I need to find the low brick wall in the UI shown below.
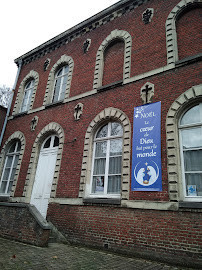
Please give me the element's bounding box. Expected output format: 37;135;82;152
48;204;202;268
0;203;50;247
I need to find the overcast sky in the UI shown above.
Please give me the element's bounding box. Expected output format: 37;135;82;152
0;0;119;88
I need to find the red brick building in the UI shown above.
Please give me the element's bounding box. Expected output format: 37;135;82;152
0;105;7;134
0;0;201;267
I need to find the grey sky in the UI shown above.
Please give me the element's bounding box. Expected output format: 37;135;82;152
0;0;118;88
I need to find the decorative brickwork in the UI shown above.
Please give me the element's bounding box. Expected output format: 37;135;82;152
22;122;64;200
166;84;202;202
79;107;131;200
93;30;132;89
0;131;25;198
12;70;39;115
43;55;74;105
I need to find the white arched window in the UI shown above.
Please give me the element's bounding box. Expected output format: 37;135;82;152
21;79;35;112
91;122;123;197
179;103;202;201
52;65;69;102
0;141;21;195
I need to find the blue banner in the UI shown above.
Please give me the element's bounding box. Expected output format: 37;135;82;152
131;102;162;191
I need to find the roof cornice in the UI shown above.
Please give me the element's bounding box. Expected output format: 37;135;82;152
15;0;149;66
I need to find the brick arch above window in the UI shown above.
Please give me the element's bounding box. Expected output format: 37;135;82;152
23;122;65;201
165;0;201;65
43;55;74;106
166;84;202;202
79;107;131;201
93;29;132;89
0;131;26;198
12;70;39;115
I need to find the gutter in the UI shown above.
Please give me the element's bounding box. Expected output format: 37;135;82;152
0;60;22;147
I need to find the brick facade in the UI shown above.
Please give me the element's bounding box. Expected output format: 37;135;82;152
0;105;6;133
0;0;201;267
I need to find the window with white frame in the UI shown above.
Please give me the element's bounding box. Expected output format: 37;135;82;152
91;122;123;197
21;80;35;112
179;103;202;200
0;141;21;195
52;65;69;102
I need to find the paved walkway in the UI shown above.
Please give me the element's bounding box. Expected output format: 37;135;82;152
0;238;195;270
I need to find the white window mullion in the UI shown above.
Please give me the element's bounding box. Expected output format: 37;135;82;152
0;156;8;188
58;73;63;100
5;155;15;194
104;139;110;195
179;103;202;200
90;141;97;194
26;90;31;110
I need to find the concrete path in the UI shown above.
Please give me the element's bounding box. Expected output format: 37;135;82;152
0;238;194;270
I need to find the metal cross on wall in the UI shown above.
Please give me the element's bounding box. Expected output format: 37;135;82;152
30;116;39;131
140;82;154;104
74;103;83;120
142;8;154;24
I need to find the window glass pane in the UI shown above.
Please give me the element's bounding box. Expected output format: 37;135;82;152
60;90;65;100
110;139;122;156
27;88;33;105
181;105;200;126
62;74;68;86
43;137;51;148
95;141;107;157
21;81;34;112
107;175;121;194
2;168;10;180
25;81;32;89
9;143;16;153
56;68;63;76
185;173;202;196
96;125;108;138
64;65;69;74
92;176;104;193
10;168;16;180
16;142;21;152
53;136;59;147
93;158;106;175
111;122;123;136
8;180;13;193
0;181;7;193
183;150;202;171
109;156;122;174
6;156;13;167
61;74;67;88
53;78;62;101
181;128;202;149
23;90;29;100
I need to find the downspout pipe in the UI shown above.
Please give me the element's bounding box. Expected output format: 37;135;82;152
0;59;22;147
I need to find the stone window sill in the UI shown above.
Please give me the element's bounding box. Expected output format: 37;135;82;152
83;198;121;205
97;80;123;93
45;100;64;109
179;201;202;209
13;111;28;118
0;196;10;202
175;53;202;67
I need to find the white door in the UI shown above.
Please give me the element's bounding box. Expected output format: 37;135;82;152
30;135;59;218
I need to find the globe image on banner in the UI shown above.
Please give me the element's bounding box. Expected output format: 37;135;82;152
134;161;159;186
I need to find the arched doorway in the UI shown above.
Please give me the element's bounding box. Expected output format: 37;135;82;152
30;135;59;218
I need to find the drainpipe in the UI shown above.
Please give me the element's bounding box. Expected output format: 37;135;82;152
0;59;22;147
